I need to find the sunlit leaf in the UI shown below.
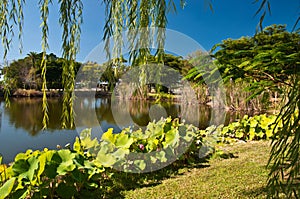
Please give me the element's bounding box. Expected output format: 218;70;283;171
0;177;16;199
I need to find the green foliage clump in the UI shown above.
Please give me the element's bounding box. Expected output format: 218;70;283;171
0;117;203;198
200;114;280;143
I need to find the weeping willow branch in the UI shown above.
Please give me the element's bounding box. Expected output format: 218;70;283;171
59;0;83;129
0;0;26;108
39;0;51;129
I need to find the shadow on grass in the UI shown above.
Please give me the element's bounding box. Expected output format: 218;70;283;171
105;151;236;198
242;186;268;198
105;158;211;198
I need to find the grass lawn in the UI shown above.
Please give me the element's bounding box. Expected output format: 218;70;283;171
122;141;271;199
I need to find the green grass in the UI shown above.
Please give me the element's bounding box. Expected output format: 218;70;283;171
122;141;271;199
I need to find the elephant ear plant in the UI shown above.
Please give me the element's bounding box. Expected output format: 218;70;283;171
0;118;207;198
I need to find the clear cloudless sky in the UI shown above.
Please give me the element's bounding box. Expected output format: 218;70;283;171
0;0;299;63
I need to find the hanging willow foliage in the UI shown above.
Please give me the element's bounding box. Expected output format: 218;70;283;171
102;0;186;98
59;0;83;129
39;0;51;129
0;0;25;107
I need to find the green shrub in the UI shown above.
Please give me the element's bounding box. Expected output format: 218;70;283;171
199;114;281;143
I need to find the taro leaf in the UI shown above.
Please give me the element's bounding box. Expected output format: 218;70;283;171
184;131;194;142
57;150;76;175
146;138;159;151
44;164;58;179
250;118;258;128
0;177;16;199
56;183;77;199
83;138;99;150
58;150;76;162
131;128;148;139
146;121;164;138
101;128;115;144
256;130;265;139
44;153;62;178
57;161;76;176
249;128;256;140
0;164;7;176
265;129;273;138
113;148;129;159
221;126;230;135
261;117;272;130
134;160;146;171
14;153;29;162
26;156;39;183
115;133;134;148
98;142;115;154
156;151;167;162
73;137;83;153
11;188;28;199
37;150;54;183
150;156;157;164
163;128;179;148
235;130;244;139
96;152;116;167
12;159;29;176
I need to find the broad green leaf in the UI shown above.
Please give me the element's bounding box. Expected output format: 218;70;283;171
57;160;76;175
184;128;196;142
250;119;258;128
249;128;256;140
115;133;134;148
101;128;115;144
14;153;29;162
73;137;83;153
0;177;16;199
0;164;7;175
113;148;129;159
146;138;159;151
134;160;146;171
265;129;273;138
163;128;179;148
12;159;29;177
57;150;76;175
26;156;39;182
96;152;116;167
56;183;77;199
37;150;54;183
58;150;76;162
156;151;167;162
235;130;244;139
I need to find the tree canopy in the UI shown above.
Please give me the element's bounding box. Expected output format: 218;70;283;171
188;24;300;198
211;24;300;96
5;52;81;90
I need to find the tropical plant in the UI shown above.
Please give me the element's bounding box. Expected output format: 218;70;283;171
198;24;300;197
0;117;205;198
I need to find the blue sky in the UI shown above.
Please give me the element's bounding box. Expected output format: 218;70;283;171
0;0;299;62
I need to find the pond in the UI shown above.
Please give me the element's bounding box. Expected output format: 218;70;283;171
0;96;239;164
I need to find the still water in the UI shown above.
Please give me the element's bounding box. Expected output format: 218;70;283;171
0;97;237;163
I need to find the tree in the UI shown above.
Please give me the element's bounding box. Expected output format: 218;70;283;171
5;53;81;90
198;25;300;197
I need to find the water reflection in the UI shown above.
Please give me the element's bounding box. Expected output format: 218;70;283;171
4;98;63;135
0;97;245;163
2;97;229;135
